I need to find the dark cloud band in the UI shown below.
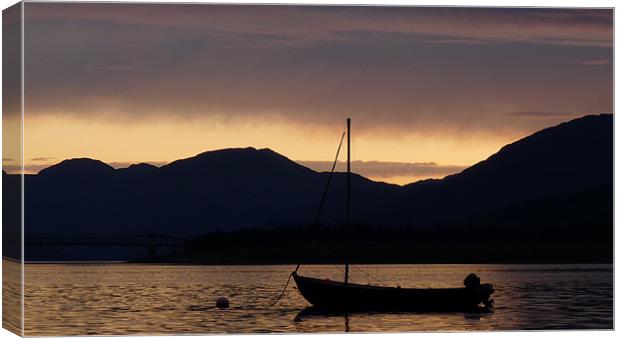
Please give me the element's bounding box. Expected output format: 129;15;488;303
21;4;613;136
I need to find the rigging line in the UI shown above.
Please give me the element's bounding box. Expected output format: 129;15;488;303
270;271;295;306
307;238;385;285
311;242;380;286
310;240;346;273
309;240;387;286
313;131;346;225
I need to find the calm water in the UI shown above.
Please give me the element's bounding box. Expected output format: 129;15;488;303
21;263;612;335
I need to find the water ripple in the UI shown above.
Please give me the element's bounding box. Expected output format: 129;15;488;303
19;262;612;335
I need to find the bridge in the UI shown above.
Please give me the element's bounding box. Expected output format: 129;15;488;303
25;234;190;258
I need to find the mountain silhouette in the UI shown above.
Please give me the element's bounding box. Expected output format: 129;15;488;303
39;158;115;179
17;114;612;247
118;163;159;175
23;147;398;237
386;113;613;226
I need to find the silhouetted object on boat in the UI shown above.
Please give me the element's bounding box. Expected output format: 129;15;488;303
216;297;229;309
464;273;481;288
291;118;494;312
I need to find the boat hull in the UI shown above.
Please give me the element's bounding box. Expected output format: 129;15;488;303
292;273;494;312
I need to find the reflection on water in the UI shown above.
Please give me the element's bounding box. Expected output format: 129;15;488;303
20;262;612;335
3;258;22;335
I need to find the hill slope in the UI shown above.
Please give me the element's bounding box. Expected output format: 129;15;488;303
387;113;613;226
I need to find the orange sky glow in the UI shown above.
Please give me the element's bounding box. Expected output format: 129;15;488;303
10;112;584;184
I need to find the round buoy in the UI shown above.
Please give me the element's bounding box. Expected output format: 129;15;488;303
216;297;229;309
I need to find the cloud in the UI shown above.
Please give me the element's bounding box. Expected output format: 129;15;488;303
298;160;466;180
21;4;613;137
5;160;167;174
580;59;612;65
12;158;465;184
29;157;57;162
25;5;612;47
506;111;578;118
82;65;137;72
108;161;167;169
5;165;42;174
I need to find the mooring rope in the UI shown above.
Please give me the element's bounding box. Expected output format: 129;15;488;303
271;271;295;307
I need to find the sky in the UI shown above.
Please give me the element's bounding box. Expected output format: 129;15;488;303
6;4;613;184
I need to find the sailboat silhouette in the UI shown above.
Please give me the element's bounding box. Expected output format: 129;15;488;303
292;118;495;312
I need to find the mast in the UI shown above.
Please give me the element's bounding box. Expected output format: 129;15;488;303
345;118;350;286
